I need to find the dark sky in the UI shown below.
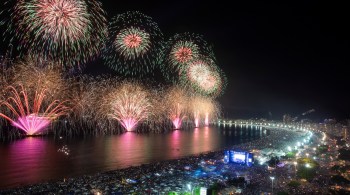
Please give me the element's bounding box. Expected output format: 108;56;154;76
97;0;350;121
1;0;349;121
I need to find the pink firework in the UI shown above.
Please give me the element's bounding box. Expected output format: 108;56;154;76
0;86;70;135
205;113;209;126
164;87;188;130
172;118;182;129
190;97;205;128
119;117;138;131
171;103;185;129
12;115;51;136
189;96;218;127
194;111;199;128
109;82;151;131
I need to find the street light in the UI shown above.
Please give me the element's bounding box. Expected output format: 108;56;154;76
270;176;275;194
305;163;311;180
293;161;298;177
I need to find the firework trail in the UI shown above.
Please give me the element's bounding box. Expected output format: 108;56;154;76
171;103;183;129
0;85;70;135
8;57;70;101
1;0;107;68
103;11;164;77
161;86;190;129
64;76;121;135
190;97;204;127
194;111;200;128
161;33;215;82
190;97;220;127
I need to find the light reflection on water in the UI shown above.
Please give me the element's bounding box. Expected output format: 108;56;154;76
0;125;268;188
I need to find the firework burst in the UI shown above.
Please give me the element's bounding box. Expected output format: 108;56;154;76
102;81;152;131
180;56;226;98
1;0;107;68
170;41;199;65
114;27;151;60
103;11;164;77
161;33;215;82
0;85;70;135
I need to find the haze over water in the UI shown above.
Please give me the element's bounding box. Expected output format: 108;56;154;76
0;125;269;188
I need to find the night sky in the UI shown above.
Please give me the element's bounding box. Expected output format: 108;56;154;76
1;0;349;121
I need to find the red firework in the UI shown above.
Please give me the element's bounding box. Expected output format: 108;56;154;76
123;34;143;48
174;47;193;64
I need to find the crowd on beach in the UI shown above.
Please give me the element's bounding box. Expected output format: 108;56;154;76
0;127;334;194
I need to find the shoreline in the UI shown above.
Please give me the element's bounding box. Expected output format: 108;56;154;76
0;127;307;194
